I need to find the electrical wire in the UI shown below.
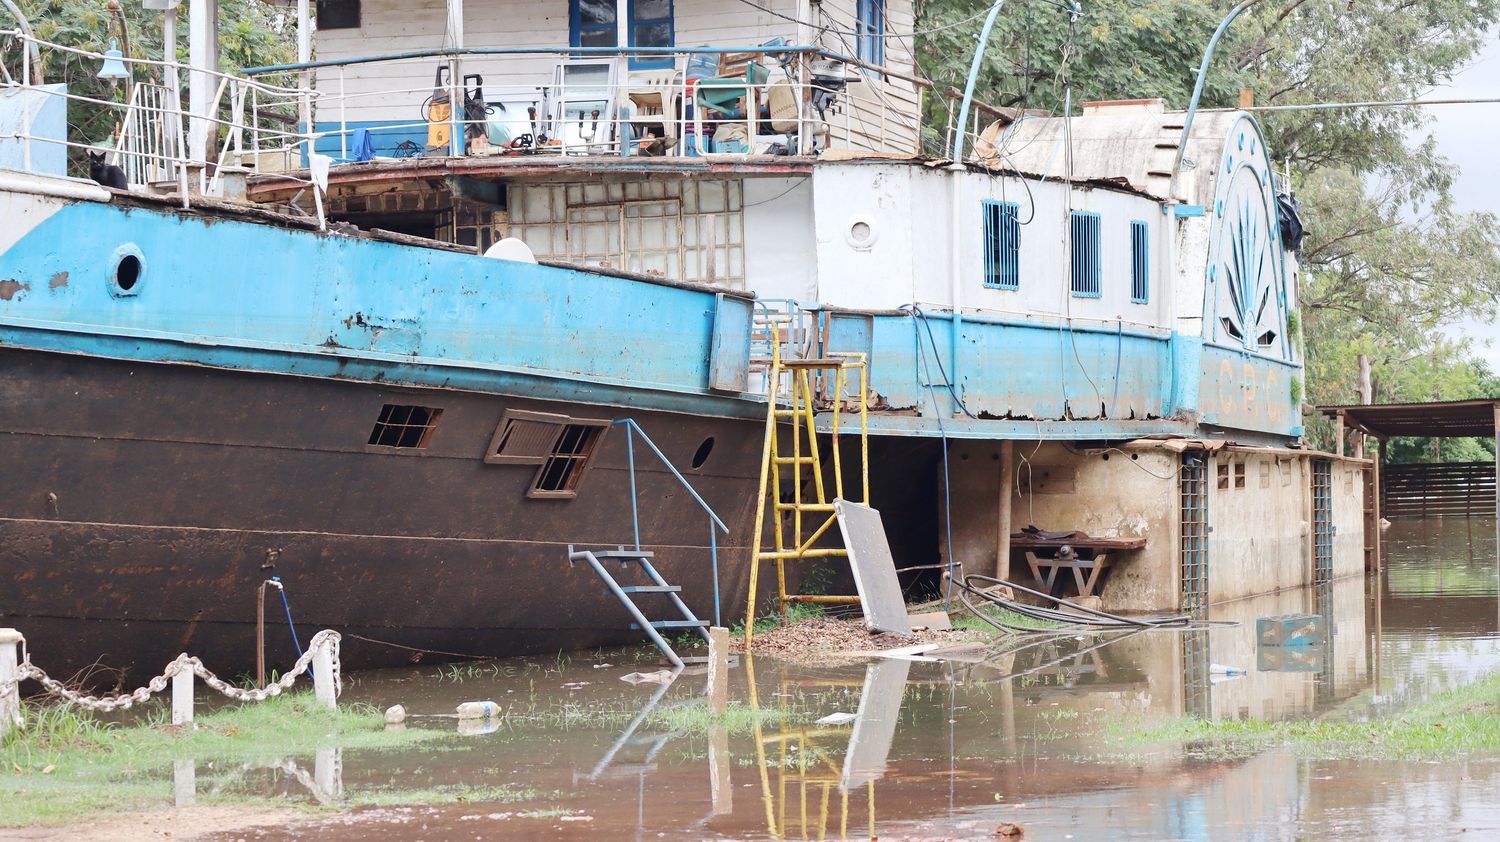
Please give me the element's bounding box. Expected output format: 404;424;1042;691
955;573;1234;632
273;576;306;658
723;0;999;40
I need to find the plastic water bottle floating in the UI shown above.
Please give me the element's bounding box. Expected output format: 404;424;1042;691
455;700;501;720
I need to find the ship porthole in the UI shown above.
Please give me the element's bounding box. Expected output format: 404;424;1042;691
691;436;715;469
845;215;878;251
109;245;145;298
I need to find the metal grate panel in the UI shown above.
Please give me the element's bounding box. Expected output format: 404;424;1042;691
1312;459;1334;584
1179;454;1209;612
982;200;1020;290
1070;211;1102;298
1130;219;1149;304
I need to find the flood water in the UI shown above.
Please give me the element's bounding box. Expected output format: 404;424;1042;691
177;519;1500;839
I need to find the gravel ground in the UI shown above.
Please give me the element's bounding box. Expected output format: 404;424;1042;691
735;617;985;664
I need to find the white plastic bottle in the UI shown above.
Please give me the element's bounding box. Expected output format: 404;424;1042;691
455;700;501;720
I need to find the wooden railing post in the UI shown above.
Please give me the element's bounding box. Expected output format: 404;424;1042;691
0;628;22;738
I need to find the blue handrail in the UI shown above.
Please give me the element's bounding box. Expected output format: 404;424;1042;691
612;417;728;626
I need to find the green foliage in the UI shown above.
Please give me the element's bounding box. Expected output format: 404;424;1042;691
2;0;295;174
1289;375;1302;407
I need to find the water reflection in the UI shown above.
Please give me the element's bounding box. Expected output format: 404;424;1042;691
190;517;1500;841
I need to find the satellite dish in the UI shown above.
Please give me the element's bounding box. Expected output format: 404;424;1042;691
483;237;538;264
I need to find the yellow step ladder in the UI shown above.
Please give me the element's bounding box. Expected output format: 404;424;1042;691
744;324;869;645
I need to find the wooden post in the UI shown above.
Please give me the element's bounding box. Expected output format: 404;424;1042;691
1238;87;1255;108
172;656;194;725
1356;354;1372;459
1334;411;1346;457
1373;437;1384;574
997;441;1014;581
256;581;268;689
707;626;729;715
313;639;337;710
0;628;22;738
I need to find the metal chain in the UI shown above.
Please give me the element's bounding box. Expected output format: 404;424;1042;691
2;630;341;713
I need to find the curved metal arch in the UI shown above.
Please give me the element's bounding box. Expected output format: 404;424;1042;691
1201;111;1292;363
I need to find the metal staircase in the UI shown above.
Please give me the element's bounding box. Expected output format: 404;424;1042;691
569;546;709;669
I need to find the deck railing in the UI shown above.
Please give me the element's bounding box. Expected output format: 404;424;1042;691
0;29;315;209
236;45;930;163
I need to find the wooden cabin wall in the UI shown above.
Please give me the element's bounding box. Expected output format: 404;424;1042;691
812;0;922;155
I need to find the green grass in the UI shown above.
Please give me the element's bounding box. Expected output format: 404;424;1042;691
1120;670;1500;761
734;602;827;639
0;693;454;827
644;699;804;736
950;604;1066;633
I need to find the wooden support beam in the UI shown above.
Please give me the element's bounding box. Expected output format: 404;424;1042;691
997;441;1014;581
1335;410;1346;458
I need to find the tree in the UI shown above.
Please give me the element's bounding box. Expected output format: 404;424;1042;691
2;0;295;173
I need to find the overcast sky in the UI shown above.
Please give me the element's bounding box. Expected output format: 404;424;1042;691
1432;35;1500;368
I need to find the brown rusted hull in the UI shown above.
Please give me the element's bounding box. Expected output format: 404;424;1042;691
0;347;765;685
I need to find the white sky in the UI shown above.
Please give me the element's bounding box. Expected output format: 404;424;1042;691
1433;34;1500;369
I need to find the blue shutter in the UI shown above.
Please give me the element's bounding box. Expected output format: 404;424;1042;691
1070;211;1101;298
856;0;885;67
1130;220;1149;304
982;200;1020;290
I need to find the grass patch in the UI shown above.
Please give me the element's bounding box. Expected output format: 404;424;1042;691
0;693;452;827
950;604;1066;633
644;699;805;736
734;602;827;639
1120;670;1500;761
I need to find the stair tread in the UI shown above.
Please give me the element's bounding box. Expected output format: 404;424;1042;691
631;620;709;629
619;585;682;593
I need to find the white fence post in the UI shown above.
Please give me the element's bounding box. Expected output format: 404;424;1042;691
312;639;336;710
173;758;196;807
0;628;22;738
172;656;194;725
707;626;729;715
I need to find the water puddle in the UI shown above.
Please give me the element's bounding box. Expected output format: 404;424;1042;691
161;519;1500;839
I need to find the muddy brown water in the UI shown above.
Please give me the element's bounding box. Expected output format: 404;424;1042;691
126;521;1500;838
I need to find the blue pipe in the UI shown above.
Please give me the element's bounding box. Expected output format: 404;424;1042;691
1168;0;1261;199
624;422;641;552
949;0;1009;163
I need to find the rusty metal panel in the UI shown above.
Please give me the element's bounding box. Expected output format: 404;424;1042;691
707;293;752;392
834;500;911;635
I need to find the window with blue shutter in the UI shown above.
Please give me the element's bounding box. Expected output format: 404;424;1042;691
1070;211;1101;298
856;0;885;67
982;200;1019;289
1130;219;1149;304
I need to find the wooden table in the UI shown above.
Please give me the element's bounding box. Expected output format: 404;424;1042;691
1010;534;1147;598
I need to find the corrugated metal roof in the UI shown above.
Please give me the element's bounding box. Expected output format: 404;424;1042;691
1318;399;1500;439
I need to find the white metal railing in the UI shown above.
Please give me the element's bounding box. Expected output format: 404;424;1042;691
240;46;933;163
116;82;184;188
1;30;1003;206
0;30;316;208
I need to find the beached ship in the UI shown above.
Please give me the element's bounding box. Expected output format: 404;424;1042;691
0;0;1366;683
